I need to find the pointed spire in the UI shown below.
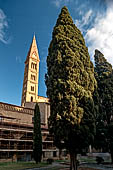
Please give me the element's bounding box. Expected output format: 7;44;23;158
33;34;36;44
25;35;39;62
31;34;37;51
33;32;36;39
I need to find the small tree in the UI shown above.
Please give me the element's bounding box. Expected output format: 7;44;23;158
33;103;42;163
46;6;96;170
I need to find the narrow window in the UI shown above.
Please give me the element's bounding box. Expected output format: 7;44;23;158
35;64;37;70
53;151;56;157
31;86;34;91
31;74;35;81
31;96;33;102
34;75;35;80
33;63;34;69
32;117;34;123
0;116;2;121
31;63;33;69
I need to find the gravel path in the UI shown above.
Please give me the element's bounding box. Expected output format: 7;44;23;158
25;162;69;170
79;163;113;170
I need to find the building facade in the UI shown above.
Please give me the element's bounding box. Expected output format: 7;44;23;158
0;36;59;162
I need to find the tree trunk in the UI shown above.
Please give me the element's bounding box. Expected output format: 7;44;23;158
111;152;113;163
70;152;77;170
110;147;113;163
59;148;62;160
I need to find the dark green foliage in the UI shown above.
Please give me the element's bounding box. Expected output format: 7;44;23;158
33;103;42;163
95;49;112;80
94;49;113;123
96;156;104;164
94;49;113;122
94;120;108;152
108;123;113;163
46;6;96;170
94;50;113;161
47;158;54;164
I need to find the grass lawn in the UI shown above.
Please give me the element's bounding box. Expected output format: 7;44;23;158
0;161;48;170
79;157;96;163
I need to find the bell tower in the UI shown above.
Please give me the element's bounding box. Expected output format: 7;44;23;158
21;35;40;106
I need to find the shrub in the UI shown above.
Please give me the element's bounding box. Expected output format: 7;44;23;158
96;156;104;164
47;158;54;164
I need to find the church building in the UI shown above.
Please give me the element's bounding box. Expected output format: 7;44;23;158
0;35;59;162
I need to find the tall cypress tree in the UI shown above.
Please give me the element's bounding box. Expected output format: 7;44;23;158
46;6;96;170
94;49;113;162
33;103;42;163
94;49;113;123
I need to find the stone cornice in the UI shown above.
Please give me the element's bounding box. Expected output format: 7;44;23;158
0;102;34;115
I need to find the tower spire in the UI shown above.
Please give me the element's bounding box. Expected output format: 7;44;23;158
21;35;40;106
33;32;35;38
26;35;39;63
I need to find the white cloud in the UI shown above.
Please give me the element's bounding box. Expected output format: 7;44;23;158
52;0;71;8
85;2;113;65
0;9;9;44
83;10;93;25
75;9;93;33
52;0;113;65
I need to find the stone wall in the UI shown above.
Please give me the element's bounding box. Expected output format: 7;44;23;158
24;102;50;125
0;101;50;125
0;102;34;124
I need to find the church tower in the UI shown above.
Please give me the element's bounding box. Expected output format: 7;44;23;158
21;35;40;106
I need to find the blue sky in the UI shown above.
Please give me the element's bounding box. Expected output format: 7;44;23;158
0;0;113;106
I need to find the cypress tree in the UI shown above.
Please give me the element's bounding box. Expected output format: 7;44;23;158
94;49;113;123
94;49;113;162
33;103;42;163
108;122;113;163
46;6;96;170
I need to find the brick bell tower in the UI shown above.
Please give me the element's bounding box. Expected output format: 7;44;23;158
21;35;40;107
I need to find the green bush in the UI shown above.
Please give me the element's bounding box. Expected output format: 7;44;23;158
96;156;104;164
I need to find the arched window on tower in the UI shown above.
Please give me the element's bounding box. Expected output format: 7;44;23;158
31;96;33;102
31;86;34;91
31;74;36;81
35;64;37;70
31;62;37;70
31;63;33;69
